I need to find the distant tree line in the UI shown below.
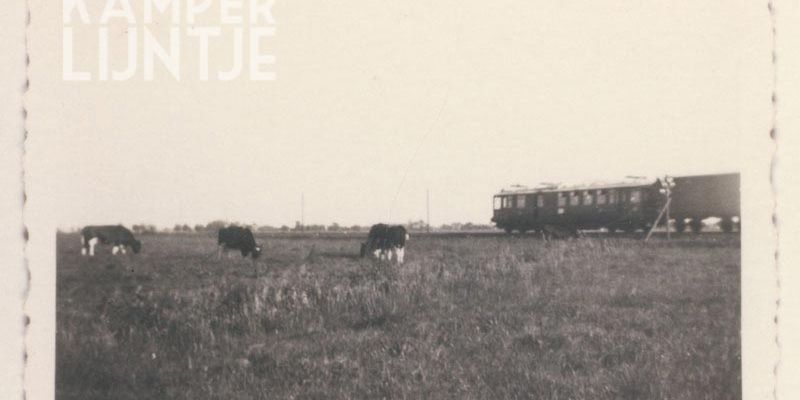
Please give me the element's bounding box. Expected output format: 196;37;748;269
125;220;496;234
131;224;158;234
65;217;728;235
437;222;495;231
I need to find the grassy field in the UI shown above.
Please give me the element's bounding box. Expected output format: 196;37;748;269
56;232;740;399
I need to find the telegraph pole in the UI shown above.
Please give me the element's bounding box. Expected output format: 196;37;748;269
645;176;674;241
666;191;671;240
301;192;305;231
664;176;674;240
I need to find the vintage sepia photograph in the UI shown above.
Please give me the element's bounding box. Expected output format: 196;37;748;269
56;176;743;399
6;0;796;399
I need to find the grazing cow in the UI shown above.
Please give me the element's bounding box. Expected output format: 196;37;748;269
360;224;409;264
81;225;141;256
218;226;262;259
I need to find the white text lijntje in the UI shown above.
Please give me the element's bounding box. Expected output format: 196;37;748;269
64;27;275;81
62;0;276;81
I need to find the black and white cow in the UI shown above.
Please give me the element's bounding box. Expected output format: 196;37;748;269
218;226;262;259
81;225;142;256
360;224;409;264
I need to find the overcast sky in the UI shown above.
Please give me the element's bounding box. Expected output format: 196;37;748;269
28;1;771;228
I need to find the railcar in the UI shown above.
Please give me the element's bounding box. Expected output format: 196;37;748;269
491;173;740;235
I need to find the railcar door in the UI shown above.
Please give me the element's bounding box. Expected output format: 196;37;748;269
595;189;613;226
525;194;538;229
618;188;644;231
608;188;629;229
513;194;529;231
536;192;559;226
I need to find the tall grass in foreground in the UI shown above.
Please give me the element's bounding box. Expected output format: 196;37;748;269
56;234;740;399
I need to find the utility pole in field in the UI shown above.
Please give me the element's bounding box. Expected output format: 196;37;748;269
301;192;305;231
645;176;675;241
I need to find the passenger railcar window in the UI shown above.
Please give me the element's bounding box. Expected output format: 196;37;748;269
583;191;593;205
557;193;566;207
631;190;641;203
493;197;501;210
597;190;606;204
537;195;545;207
516;195;525;208
608;189;617;204
569;191;579;206
504;196;513;208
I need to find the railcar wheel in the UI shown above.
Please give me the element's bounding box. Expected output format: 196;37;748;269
719;217;733;233
689;218;703;233
606;226;616;234
504;227;514;234
674;218;686;233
